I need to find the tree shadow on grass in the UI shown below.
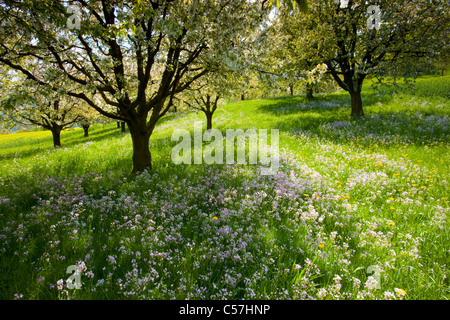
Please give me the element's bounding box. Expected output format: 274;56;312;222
0;126;125;161
257;90;398;116
257;92;449;148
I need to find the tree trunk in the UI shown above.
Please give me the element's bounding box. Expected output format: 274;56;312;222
206;112;213;131
306;83;314;100
350;91;364;117
241;93;245;101
51;127;62;148
290;84;294;96
83;124;90;137
121;121;126;133
117;121;120;128
128;123;152;173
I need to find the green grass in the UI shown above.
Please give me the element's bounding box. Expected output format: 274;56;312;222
0;75;449;300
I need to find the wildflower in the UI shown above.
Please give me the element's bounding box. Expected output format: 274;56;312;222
383;291;396;300
213;216;218;220
394;288;406;297
364;276;379;290
14;293;23;300
56;279;64;291
318;244;324;249
388;222;395;227
317;288;327;299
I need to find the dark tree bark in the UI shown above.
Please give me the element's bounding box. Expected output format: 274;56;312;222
128;120;152;173
206;112;213;131
350;90;364;117
241;93;245;101
290;83;294;96
117;121;121;128
306;83;314;100
198;94;219;131
50;126;62;148
121;121;126;133
82;124;90;137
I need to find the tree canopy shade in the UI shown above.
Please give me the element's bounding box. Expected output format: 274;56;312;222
278;0;450;116
0;0;267;172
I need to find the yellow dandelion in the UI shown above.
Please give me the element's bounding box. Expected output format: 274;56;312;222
388;222;395;226
213;216;218;220
390;207;395;210
318;244;324;249
395;288;407;296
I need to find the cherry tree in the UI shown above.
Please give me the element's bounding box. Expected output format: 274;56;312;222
275;0;449;116
0;80;82;147
0;0;268;172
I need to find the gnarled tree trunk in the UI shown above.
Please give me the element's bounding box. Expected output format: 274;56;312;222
50;125;62;148
206;112;213;131
350;90;364;117
306;83;314;100
128;120;152;173
82;124;90;137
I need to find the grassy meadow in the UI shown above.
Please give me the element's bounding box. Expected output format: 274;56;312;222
0;75;449;300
